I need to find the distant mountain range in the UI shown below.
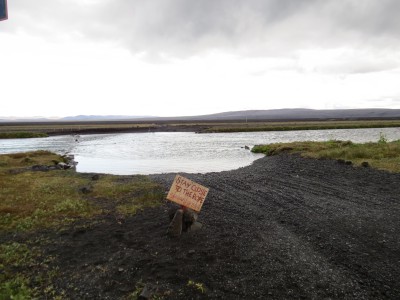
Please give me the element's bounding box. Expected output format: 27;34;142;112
177;108;400;121
60;115;153;121
1;109;400;122
0;115;152;122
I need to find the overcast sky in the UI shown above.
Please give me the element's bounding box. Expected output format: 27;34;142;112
1;0;400;118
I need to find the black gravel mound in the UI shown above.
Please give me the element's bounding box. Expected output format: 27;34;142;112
19;155;400;299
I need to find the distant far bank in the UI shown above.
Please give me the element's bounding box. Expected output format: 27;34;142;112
1;119;400;138
1;108;400;123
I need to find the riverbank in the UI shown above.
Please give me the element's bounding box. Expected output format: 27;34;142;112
1;147;400;298
1;119;400;138
252;138;400;173
0;132;48;139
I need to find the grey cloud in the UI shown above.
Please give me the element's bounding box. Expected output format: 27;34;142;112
92;0;321;55
4;0;400;61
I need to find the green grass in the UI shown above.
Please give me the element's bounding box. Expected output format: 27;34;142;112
0;240;63;299
0;242;40;299
252;138;400;173
0;123;159;136
0;151;166;299
0;151;164;232
0;275;33;300
0;152;98;231
187;280;206;294
2;119;400;135
201;120;400;133
0;132;48;139
91;175;165;215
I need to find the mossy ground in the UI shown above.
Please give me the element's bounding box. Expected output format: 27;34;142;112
0;132;48;139
0;151;164;299
201;120;400;133
252;138;400;173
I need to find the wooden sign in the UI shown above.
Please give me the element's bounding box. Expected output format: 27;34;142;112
167;175;209;212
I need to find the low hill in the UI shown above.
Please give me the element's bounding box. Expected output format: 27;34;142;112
167;108;400;121
1;108;400;123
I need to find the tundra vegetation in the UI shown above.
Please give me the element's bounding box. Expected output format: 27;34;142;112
0;132;48;139
1;119;400;137
252;136;400;173
199;120;400;133
0;150;164;299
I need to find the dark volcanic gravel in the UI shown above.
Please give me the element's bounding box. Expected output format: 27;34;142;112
20;154;400;299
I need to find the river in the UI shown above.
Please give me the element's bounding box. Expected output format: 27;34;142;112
1;127;400;174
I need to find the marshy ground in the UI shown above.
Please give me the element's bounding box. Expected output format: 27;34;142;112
1;142;400;299
2;119;400;138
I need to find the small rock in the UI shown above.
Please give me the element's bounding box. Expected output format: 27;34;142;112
188;221;203;232
80;186;92;194
118;267;124;272
22;157;34;163
139;285;153;300
345;161;353;165
167;209;183;237
8;169;25;175
119;286;132;293
32;165;49;172
62;154;75;161
244;145;250;150
91;174;100;181
188;250;196;255
57;162;72;170
183;209;198;223
361;161;369;168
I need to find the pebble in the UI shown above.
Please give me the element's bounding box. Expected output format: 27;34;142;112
79;186;92;194
188;221;203;232
139;285;153;299
92;174;100;180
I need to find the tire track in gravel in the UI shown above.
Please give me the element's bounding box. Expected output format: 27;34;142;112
151;154;400;298
32;153;400;299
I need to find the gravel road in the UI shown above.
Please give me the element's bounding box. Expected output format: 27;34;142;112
39;154;400;299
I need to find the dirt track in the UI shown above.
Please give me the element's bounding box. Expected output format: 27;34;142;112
12;154;400;299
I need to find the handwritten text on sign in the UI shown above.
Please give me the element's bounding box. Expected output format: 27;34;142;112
167;175;209;212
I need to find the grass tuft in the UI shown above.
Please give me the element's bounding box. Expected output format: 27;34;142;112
252;139;400;173
0;151;165;231
0;151;166;298
201;120;400;133
0;132;48;139
91;175;165;215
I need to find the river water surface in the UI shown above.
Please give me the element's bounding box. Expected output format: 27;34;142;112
1;128;400;174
